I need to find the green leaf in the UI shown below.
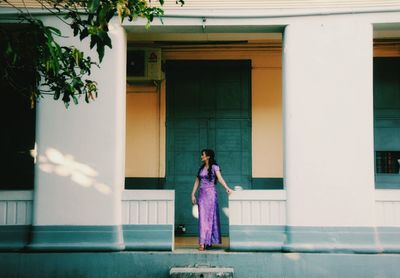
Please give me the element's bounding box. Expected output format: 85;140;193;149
54;89;60;100
80;28;89;40
11;53;17;65
98;5;108;25
1;0;173;108
72;94;78;105
97;29;107;40
103;34;112;49
90;36;97;49
97;30;112;49
73;25;79;37
46;26;61;36
62;93;71;106
5;41;13;56
97;43;105;62
72;48;81;65
88;0;100;13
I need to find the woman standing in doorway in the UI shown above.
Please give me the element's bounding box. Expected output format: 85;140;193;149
191;149;233;251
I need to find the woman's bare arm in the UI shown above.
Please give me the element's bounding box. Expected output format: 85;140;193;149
191;177;199;205
215;171;233;194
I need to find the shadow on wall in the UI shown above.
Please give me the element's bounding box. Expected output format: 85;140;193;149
38;148;111;195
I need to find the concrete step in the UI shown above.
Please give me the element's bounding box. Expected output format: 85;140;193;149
170;266;234;278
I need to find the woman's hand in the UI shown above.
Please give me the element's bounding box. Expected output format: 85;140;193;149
191;195;197;205
226;188;233;194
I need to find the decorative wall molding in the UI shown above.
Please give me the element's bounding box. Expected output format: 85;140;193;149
122;190;175;250
375;190;400;226
229;190;286;225
122;190;174;225
0;191;33;225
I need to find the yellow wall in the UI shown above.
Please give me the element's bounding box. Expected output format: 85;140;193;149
125;46;283;178
252;66;283;177
126;87;163;177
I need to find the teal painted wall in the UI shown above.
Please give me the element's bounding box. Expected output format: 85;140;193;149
0;225;174;251
1;252;400;278
166;60;252;235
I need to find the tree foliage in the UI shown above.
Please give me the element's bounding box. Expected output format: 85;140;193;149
0;0;184;107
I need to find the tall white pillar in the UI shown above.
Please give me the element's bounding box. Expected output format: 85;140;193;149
30;17;126;250
283;18;376;252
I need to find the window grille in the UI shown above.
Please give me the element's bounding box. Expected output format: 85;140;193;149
376;151;400;174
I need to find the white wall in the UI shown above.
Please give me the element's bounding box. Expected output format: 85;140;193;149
33;17;126;225
283;19;375;226
19;8;400;230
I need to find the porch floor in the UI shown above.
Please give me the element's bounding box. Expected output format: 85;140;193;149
174;236;229;252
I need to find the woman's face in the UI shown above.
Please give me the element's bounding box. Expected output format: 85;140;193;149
201;152;209;162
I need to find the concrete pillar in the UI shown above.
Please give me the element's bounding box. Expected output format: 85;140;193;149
282;19;376;252
30;17;126;250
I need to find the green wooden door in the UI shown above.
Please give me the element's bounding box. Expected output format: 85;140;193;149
166;60;251;235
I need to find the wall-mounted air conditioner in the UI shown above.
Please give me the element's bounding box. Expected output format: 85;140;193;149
126;48;162;82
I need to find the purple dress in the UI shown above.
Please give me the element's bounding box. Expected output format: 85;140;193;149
197;164;222;246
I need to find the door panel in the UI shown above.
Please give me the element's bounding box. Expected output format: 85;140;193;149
166;60;251;235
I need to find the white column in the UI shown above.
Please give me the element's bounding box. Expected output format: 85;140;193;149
31;16;126;250
283;19;375;228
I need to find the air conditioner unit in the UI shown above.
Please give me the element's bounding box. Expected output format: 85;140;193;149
126;48;162;82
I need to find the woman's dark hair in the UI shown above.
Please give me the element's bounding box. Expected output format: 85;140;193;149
197;149;219;183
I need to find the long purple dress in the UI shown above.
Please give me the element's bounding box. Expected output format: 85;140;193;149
197;164;222;246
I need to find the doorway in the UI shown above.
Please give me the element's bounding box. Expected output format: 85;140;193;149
166;60;252;247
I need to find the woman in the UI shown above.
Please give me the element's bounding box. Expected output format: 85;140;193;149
191;149;233;251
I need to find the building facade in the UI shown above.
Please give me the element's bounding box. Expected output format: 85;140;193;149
1;1;400;277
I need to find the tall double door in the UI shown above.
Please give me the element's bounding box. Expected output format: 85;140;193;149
166;60;251;235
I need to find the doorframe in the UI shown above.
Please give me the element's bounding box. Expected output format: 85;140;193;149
165;59;253;238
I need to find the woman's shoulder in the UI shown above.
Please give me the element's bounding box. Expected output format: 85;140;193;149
212;164;220;172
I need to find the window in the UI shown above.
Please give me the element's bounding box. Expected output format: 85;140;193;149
0;24;36;189
374;58;400;189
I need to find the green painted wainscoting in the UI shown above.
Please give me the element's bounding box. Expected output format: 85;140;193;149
0;224;174;251
124;178;283;190
229;225;286;251
0;225;30;250
125;178;166;189
123;224;173;251
230;225;400;253
251;178;284;189
3;224;400;254
28;225;125;251
283;226;382;253
2;251;400;278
